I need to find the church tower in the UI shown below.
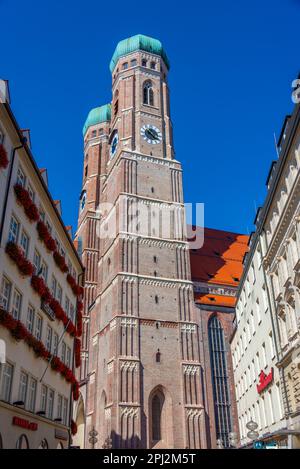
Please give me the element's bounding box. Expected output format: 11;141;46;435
78;34;207;449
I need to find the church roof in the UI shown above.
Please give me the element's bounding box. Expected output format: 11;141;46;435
83;104;111;136
190;227;249;308
109;34;170;73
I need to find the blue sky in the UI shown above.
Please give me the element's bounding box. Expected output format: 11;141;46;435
1;0;299;236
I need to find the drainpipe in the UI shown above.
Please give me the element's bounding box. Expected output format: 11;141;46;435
0;140;26;246
259;229;291;418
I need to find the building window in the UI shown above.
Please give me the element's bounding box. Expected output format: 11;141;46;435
53;332;59;356
62;397;68;425
143;81;154;106
18;371;28;405
142;59;147;67
16;434;29;449
156;349;161;363
208;316;232;448
26;305;35;334
28;377;37;413
20;230;29;256
34;314;43;340
27;183;35;202
40;261;48;283
45;325;52;352
57;283;63;304
8;215;19;243
151;392;163;442
0;362;14;402
16;167;26;187
33;249;41;274
130;59;137;67
57;395;63;420
66;347;71;368
122;62;128;70
47;389;54;419
40;385;47;413
12;289;22;320
51;275;57;297
150;61;156;70
1;276;12;309
65;296;70;317
61;341;66;363
70;304;75;323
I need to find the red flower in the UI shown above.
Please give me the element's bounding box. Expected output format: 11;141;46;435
0;143;9;169
53;250;68;273
31;275;46;296
41;286;52;304
74;338;81;368
5;241;34;277
25;203;39;222
45;237;56;252
37;220;50;242
18;257;34;276
11;320;27;341
14;184;32;210
67;274;76;289
72;381;79;401
71;420;78;436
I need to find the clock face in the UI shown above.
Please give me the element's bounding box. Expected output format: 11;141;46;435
110;132;119;158
140;125;162;145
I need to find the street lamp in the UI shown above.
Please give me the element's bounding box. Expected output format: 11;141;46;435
216;438;224;449
88;427;98;449
102;436;113;449
228;432;238;448
246;420;259;446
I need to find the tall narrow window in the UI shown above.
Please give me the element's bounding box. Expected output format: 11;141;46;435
143;81;154;106
152;394;162;441
208;316;232;448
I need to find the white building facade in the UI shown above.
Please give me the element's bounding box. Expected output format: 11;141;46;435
231;101;300;448
0;82;84;449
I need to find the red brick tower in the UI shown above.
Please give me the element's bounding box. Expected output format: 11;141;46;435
78;34;207;449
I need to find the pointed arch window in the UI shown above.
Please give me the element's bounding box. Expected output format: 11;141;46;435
152;394;162;441
208;316;232;448
143;81;154;106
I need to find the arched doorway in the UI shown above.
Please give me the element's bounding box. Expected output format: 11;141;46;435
72;393;85;448
38;439;48;449
57;442;64;449
148;386;173;448
16;434;29;449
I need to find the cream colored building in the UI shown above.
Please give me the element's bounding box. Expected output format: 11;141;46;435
0;81;84;449
231;100;300;448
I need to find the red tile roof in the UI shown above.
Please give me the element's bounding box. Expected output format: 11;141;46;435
190;227;249;307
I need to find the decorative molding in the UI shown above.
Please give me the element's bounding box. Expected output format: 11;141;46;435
120;317;138;328
120;406;138;417
186;408;202;418
183;365;200;375
120;361;138;371
107;362;114;374
121;151;180;170
193;281;237;297
181;323;196;333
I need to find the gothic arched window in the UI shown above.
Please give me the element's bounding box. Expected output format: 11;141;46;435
208;316;232;448
152;394;162;441
143;81;154;106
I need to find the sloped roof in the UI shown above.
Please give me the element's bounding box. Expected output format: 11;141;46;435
190;227;248;307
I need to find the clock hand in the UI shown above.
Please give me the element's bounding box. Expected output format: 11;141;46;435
148;128;157;139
